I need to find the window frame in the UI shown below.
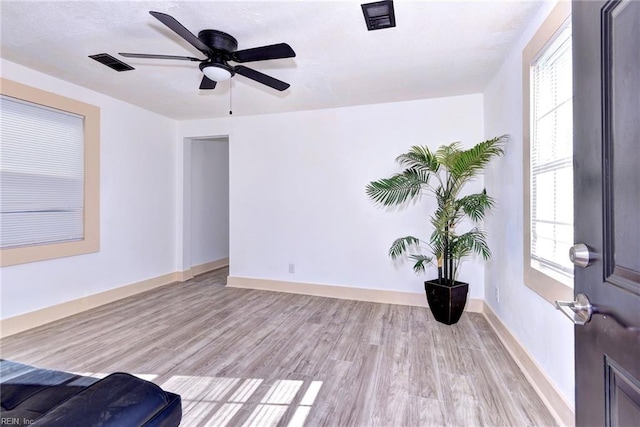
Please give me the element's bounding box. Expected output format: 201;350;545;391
0;78;100;266
522;1;574;304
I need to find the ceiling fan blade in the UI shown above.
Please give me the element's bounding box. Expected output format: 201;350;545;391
119;52;202;61
199;76;217;90
232;43;296;63
234;65;290;91
149;11;212;54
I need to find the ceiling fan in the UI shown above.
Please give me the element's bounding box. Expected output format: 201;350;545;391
119;11;296;91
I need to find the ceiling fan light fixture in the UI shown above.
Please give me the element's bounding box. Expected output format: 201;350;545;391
200;62;234;82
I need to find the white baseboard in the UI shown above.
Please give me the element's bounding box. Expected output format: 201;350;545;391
227;276;484;312
0;272;179;338
176;257;229;282
0;258;231;338
191;257;229;276
482;303;574;427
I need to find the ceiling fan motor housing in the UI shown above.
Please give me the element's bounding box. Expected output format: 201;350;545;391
116;11;294;91
198;30;238;53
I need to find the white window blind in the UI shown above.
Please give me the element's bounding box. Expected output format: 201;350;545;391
530;22;574;279
0;95;85;249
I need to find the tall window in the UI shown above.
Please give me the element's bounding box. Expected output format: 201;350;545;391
523;2;574;304
0;79;100;266
1;96;85;248
531;22;573;279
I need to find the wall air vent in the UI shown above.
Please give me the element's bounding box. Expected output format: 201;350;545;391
361;0;396;31
89;53;134;72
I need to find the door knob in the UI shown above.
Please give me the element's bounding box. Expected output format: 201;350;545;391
569;243;593;267
555;293;593;325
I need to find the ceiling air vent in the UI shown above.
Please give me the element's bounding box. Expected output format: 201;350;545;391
361;0;396;31
89;53;134;72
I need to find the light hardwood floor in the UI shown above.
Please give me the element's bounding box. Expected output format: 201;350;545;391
0;269;557;427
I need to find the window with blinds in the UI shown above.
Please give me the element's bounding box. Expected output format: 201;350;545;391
0;95;85;249
530;21;573;282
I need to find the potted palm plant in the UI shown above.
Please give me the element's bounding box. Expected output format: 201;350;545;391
366;136;506;325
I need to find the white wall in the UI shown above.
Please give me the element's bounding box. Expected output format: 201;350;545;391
190;138;229;266
0;59;178;320
179;95;489;299
483;1;575;407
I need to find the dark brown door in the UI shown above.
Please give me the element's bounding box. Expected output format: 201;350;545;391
573;0;640;425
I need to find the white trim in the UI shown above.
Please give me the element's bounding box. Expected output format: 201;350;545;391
176;257;230;282
0;272;179;338
482;303;575;427
0;258;232;338
227;276;484;312
191;257;229;276
175;270;193;283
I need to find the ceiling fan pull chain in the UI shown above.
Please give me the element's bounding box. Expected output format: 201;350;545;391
229;80;233;115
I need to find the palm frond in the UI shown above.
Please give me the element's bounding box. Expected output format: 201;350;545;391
428;229;445;259
435;142;463;170
451;228;491;260
409;254;433;274
449;135;506;182
389;236;421;260
430;214;447;233
366;168;425;206
455;190;495;222
396;146;440;173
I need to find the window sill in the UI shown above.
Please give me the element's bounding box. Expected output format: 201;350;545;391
524;261;574;305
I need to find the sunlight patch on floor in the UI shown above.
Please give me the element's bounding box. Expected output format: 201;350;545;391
261;379;303;404
229;378;263;402
243;404;288;427
169;375;321;426
72;372;322;426
207;403;244;426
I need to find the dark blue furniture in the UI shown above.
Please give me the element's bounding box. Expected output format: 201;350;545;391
0;359;181;426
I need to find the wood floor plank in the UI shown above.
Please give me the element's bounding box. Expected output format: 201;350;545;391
441;373;483;427
409;306;442;400
405;396;449;427
0;268;557;426
460;347;523;426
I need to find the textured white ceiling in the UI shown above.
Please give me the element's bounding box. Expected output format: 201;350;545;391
1;0;543;120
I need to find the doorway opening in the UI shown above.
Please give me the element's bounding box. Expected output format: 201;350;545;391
181;136;230;279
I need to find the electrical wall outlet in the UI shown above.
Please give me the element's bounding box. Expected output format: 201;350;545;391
288;263;295;274
495;285;500;303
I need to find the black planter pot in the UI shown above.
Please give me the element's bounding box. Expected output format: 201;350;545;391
424;279;469;325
